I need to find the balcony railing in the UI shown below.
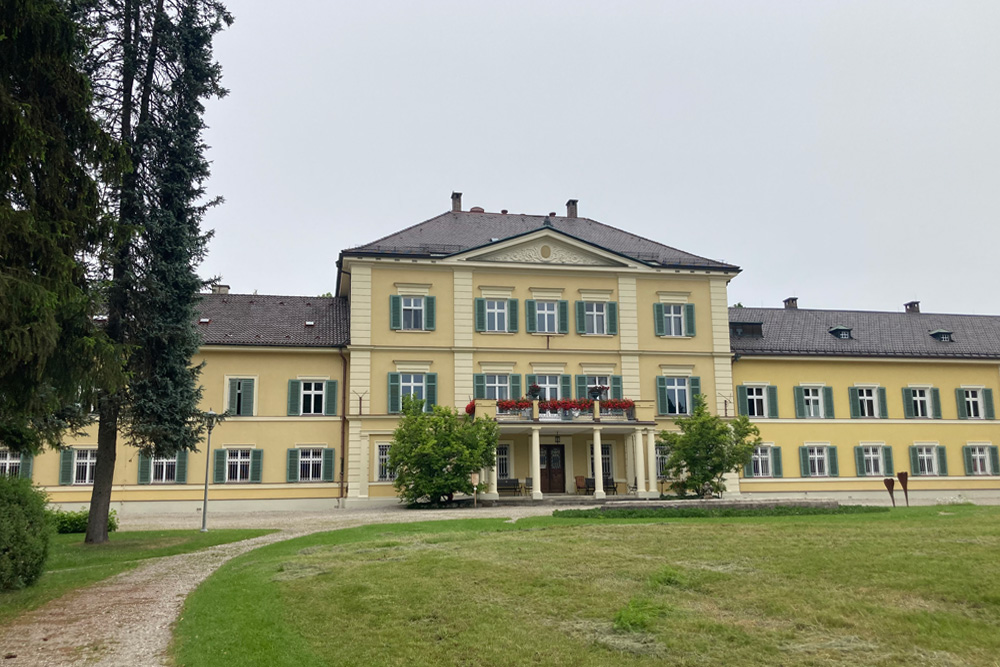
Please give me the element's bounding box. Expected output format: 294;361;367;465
473;398;641;423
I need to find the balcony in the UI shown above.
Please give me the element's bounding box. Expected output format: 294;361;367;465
470;398;648;424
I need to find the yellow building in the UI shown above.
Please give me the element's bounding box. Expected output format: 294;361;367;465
10;195;999;510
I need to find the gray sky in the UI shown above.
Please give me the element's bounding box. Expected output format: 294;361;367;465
198;1;1000;314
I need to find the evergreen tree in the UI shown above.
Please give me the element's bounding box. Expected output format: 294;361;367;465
0;0;121;454
77;0;231;543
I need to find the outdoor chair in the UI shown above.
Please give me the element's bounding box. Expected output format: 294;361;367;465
575;476;586;494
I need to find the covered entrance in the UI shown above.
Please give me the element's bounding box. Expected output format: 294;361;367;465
539;444;564;493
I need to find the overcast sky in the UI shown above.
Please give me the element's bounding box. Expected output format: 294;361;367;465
198;1;1000;314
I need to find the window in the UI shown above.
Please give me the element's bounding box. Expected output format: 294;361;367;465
402;296;424;330
287;447;334;482
485;374;510;400
535;301;557;333
585;375;610;400
536;375;561;401
838;330;851;339
740;385;777;418
402;373;425;401
968;446;991;475
654;303;691;337
475;298;517;333
746;387;766;417
657;376;696;415
390;294;435;331
850;386;886;418
496;445;510;480
752;446;772;477
151;456;177;483
730;322;763;337
800;445;838;478
807;447;827;476
301;381;325;415
911;389;929;418
486;300;507;332
585;302;606;334
0;450;21;477
656;445;669;478
794;386;834;419
227;448;252;483
861;446;883;476
589;443;612;478
915;446;938;475
964;389;982;419
227;378;255;416
829;326;852;339
377;443;395;481
802;388;822;417
72;449;97;484
299;448;324;481
288;380;337;416
388;372;436;413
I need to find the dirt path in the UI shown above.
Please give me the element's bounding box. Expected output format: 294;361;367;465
0;505;569;666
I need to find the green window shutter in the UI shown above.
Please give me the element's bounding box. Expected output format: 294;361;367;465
241;379;255;416
558;300;569;334
228;378;239;414
509;374;521;399
689;377;701;405
525;300;537;333
799;447;810;477
937;446;948;476
931;388;942;419
424;296;436;331
902;388;914;418
324;381;338;416
425;373;437;409
883;446;894;476
59;449;74;485
175;451;188;484
576;375;588;399
767;386;779;418
575;301;586;334
963;446;974;475
743;460;753;477
990;446;1000;475
607;302;618;335
250;450;263;483
823;386;835;418
138;453;152;484
287;380;301;416
736;385;748;416
828;447;839;477
909;446;920;476
854;446;865;477
287;449;300;482
984;389;995;420
388;373;401;413
656;377;668;415
475;298;486;332
322;448;336;482
525;375;537;395
848;387;860;418
684;303;696;337
772;447;783;478
955;388;968;419
474;374;487;400
507;299;518;332
214;449;226;483
389;295;402;330
560;375;572;400
611;375;623;400
653;303;665;336
878;387;888;418
793;387;806;418
19;454;33;480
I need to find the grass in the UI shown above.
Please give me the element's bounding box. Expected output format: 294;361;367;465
553;505;890;519
0;529;271;625
173;505;1000;666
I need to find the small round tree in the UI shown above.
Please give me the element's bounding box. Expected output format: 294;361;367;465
0;476;52;590
389;395;498;505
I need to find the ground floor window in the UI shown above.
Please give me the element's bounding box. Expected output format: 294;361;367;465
0;450;21;477
299;448;324;481
589;443;612;478
496;444;510;479
752;446;772;477
967;445;992;475
915;446;938;475
75;449;97;484
152;455;177;483
227;448;252;483
377;443;395;481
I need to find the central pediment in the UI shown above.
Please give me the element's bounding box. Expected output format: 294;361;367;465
462;233;628;267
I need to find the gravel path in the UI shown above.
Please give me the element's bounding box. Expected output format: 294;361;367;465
0;504;574;667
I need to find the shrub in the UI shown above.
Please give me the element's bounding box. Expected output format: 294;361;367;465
0;476;52;590
50;507;119;534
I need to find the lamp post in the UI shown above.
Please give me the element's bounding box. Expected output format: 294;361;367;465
200;409;226;532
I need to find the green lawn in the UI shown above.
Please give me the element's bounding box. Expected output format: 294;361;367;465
0;529;271;625
173;506;1000;666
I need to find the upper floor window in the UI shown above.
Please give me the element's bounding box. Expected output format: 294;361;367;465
794;386;834;419
535;375;562;401
657;376;700;416
486;300;506;331
850;386;886;419
654;303;695;337
525;299;568;334
746;387;766;417
390;295;436;331
963;389;981;419
575;301;618;336
485;374;510;400
858;388;877;417
388;372;437;413
802;388;822;417
227;378;255;416
403;297;423;330
739;384;778;418
829;326;852;340
956;387;995;420
536;301;558;333
301;381;325;414
911;388;929;418
475;298;518;333
287;380;337;416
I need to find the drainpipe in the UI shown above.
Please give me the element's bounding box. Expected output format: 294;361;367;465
338;347;349;506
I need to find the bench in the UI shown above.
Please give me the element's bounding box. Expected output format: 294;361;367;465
497;478;521;495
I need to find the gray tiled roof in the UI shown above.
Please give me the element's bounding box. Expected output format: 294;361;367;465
196;294;349;347
346;210;738;271
730;307;1000;359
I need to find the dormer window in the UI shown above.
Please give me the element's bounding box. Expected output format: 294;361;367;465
929;329;953;342
305;321;315;327
829;326;852;340
199;318;211;324
730;322;763;338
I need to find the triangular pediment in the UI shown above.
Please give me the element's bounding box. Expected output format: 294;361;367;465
455;230;632;267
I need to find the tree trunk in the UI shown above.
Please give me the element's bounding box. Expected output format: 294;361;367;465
86;397;119;543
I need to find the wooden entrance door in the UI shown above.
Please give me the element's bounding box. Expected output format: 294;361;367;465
540;445;565;493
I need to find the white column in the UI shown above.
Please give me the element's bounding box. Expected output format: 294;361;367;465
633;428;646;497
483;461;498;500
531;427;543;500
646;429;658;495
593;428;605;499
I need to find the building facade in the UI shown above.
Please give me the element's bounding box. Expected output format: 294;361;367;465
11;196;1000;510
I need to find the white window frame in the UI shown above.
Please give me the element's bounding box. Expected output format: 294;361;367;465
400;373;426;402
746;386;767;418
752;446;772;478
662;304;684;337
299;447;324;482
495;444;511;480
226;448;252;483
663;377;690;415
911;388;930;418
589;443;613;478
583;302;607;335
485;300;507;332
484;374;510;400
74;449;97;485
807;446;828;477
585;375;610;400
857;387;878;418
0;450;21;477
151;455;177;484
401;296;424;331
536;375;561;401
377;442;395;482
802;387;823;418
655;445;670;478
861;444;883;476
535;301;557;333
301;380;325;415
964;388;983;419
915;444;938;475
969;445;991;475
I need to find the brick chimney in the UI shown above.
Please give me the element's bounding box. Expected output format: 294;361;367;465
212;284;230;295
451;192;462;212
783;297;798;309
904;300;920;314
566;199;578;218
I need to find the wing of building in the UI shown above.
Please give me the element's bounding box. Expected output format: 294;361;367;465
16;195;999;511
